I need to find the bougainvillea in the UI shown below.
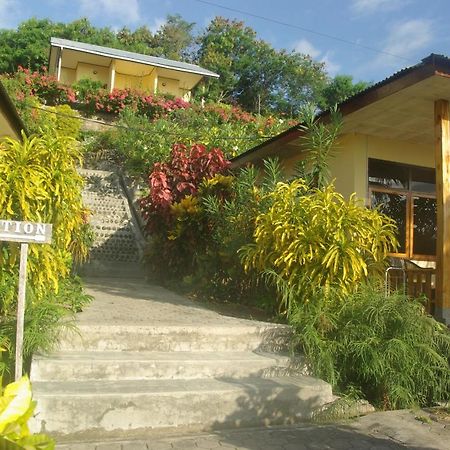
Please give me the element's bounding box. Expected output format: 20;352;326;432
65;86;191;117
17;65;75;105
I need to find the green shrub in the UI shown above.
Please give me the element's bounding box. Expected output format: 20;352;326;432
290;283;450;409
240;181;398;313
83;106;294;178
196;159;284;306
0;132;92;380
0;276;91;383
72;78;105;102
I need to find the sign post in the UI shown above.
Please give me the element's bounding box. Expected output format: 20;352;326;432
0;220;52;380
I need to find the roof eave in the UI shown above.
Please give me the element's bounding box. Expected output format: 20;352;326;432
231;53;450;167
0;81;27;140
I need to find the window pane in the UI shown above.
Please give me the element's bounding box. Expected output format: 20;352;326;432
371;191;407;253
413;196;436;256
368;159;408;189
411;167;435;193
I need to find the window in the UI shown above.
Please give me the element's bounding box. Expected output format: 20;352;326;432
369;159;436;259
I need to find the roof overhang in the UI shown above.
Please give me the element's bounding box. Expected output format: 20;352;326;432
0;81;26;140
231;54;450;168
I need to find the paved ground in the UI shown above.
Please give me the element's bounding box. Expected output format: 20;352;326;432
55;278;449;449
58;408;450;449
80;277;278;328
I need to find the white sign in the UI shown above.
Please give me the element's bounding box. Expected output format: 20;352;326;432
0;220;52;244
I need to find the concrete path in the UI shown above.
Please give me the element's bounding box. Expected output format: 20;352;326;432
77;277;277;327
58;409;450;449
48;278;449;449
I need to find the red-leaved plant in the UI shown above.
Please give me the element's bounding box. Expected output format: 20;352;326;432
140;143;230;233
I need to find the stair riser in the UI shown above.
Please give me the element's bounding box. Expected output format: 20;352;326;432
29;385;333;440
31;358;307;382
57;328;292;353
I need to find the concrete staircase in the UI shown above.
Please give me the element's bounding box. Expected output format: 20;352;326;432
29;279;334;444
78;169;145;277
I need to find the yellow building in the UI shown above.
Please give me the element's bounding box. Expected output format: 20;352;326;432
0;81;25;139
48;38;219;101
232;54;450;324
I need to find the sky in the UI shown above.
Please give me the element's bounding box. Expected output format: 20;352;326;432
1;0;449;83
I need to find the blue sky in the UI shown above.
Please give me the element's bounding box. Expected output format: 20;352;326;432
1;0;449;83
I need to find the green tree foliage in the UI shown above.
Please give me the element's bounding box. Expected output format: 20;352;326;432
0;15;369;116
0;16;195;74
319;75;370;110
196;17;327;115
151;14;196;61
0;18;60;73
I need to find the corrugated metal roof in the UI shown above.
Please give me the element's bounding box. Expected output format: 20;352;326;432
50;37;220;79
231;53;450;166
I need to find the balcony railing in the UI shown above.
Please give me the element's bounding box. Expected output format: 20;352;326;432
385;267;436;314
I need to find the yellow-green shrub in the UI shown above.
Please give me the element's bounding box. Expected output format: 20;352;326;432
240;181;398;312
0;132;88;299
29;102;81;139
0;376;54;449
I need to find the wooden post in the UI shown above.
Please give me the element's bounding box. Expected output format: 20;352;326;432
434;99;450;324
15;243;29;380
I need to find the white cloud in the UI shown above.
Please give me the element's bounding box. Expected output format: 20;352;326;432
79;0;140;24
351;0;407;15
294;39;321;58
149;17;166;34
321;52;341;76
293;39;341;76
372;19;433;68
0;0;17;28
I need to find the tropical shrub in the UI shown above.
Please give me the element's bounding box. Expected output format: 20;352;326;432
290;283;450;409
85;105;293;177
83;88;190;117
140;143;230;278
140;143;230;232
26;103;81;139
240;181;398;313
195;159;284;305
0;132;92;380
9;66;75;105
0;376;54;449
72;78;105;102
0;132;89;294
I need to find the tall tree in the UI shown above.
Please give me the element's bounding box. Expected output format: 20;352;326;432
0;18;63;72
152;14;195;61
319;75;371;110
196;17;327;115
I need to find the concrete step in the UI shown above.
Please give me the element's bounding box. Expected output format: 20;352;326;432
91;229;137;239
76;261;143;277
31;351;308;382
29;376;333;441
56;324;293;353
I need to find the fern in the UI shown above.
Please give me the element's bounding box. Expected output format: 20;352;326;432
290;284;450;409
